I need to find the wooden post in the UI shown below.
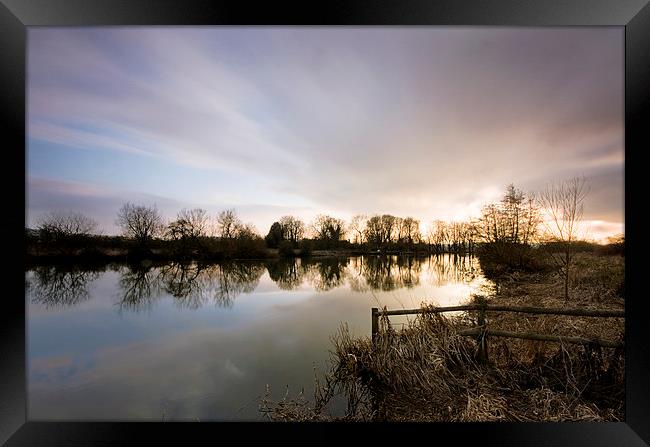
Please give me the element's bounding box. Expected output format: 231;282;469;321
371;307;379;343
475;297;488;363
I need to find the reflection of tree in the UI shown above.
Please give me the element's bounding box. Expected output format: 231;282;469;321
305;258;348;292
348;256;422;292
117;265;162;313
207;262;265;308
160;262;265;309
427;254;479;287
116;261;266;312
347;257;369;292
266;258;307;290
30;266;101;307
159;262;206;309
347;255;480;293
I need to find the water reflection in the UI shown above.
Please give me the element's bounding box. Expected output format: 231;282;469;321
266;259;308;291
117;265;163;313
426;254;480;286
117;262;266;311
206;263;265;308
30;265;101;308
347;256;422;292
29;255;483;311
305;258;348;292
27;254;490;420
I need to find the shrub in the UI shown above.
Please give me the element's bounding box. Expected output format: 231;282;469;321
278;240;295;257
299;240;313;257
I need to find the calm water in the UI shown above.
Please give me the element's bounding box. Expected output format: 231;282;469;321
26;254;492;420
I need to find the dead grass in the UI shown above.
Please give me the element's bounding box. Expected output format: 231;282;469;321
260;252;624;422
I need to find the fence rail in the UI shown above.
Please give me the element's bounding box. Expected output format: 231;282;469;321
457;327;623;348
376;304;624;318
371;301;624;358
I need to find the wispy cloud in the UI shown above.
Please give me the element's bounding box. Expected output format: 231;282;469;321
27;27;624;235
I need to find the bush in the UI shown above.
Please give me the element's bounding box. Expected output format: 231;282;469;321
476;242;550;277
298;240;313;257
278;240;295;257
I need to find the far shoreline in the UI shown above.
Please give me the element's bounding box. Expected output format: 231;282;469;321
24;245;476;268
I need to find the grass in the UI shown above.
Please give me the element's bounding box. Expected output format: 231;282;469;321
259;251;624;422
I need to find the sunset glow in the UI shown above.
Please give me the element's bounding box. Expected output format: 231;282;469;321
27;27;624;239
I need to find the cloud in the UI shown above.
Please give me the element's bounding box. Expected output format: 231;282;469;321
27;27;624;234
27;176;318;235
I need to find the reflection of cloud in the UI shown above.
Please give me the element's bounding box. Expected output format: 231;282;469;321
31;354;74;371
224;359;244;379
28;254;493;420
30;354;87;385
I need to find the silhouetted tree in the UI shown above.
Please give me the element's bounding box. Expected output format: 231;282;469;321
279;215;305;243
216;209;241;239
398;217;421;247
537;176;590;300
476;184;540;245
349;214;367;244
36;211;99;242
313;214;345;247
364;215;384;247
166;208;208;254
116;203;164;248
167;208;208;239
234;223;260;241
380;214;398;245
265;222;284;248
428;220;449;253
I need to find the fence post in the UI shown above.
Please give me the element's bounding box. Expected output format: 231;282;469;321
371;307;379;343
475;296;488;363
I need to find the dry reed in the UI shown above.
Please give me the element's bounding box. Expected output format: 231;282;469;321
260;252;624;422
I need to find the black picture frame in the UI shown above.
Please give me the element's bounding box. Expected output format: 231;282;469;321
2;0;648;445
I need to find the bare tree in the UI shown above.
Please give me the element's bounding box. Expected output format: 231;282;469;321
166;208;208;241
216;209;241;239
234;222;260;241
348;214;367;244
400;217;421;245
476;184;540;245
36;211;99;240
364;215;383;246
521;194;542;245
116;203;164;246
313;215;346;242
279;215;305;243
428;220;448;252
537;176;590;300
380;214;398;245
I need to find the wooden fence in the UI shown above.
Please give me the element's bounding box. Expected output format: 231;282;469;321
371;302;624;361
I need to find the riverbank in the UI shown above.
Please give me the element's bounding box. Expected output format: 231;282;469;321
25;243;459;265
260;251;625;421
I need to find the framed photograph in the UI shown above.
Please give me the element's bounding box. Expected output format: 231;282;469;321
2;0;648;445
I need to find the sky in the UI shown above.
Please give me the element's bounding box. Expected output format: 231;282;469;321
27;27;624;242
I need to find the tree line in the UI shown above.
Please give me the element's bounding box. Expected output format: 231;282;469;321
29;175;617;300
29;179;589;257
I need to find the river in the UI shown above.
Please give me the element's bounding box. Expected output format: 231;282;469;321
26;254;492;420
